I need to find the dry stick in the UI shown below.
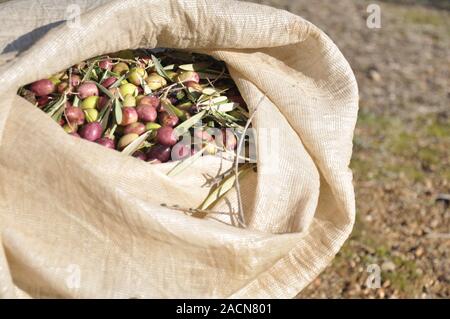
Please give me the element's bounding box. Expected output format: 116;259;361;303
234;93;266;228
163;204;240;217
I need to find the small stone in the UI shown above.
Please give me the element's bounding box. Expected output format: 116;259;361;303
381;261;396;272
368;69;381;82
430;219;439;229
415;247;424;257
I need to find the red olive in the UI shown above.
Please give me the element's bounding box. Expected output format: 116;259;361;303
185;81;202;91
77;82;99;99
194;129;213;142
124;122;146;135
120;107;138;126
146;144;171;163
158;112;179;127
99;59;113;70
31;79;55;96
70;74;81;87
220;129;237;150
139;96;160;108
177;71;200;83
65;106;85;125
101;77;117;88
171;143;191;161
57;82;69;94
136;104;157;122
79;122;103;141
156;126;178;146
95;137;115;149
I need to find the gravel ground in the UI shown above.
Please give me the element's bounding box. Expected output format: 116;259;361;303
248;0;449;298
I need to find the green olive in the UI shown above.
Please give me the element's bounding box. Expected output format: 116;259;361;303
128;67;147;85
84;109;99;122
118;133;139;150
119;83;138;97
123;94;136;107
81;96;99;109
165;70;178;81
145;73;167;90
112;62;129;75
63;123;78;133
145;122;161;131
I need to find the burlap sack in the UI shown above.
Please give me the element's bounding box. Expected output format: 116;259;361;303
0;0;358;298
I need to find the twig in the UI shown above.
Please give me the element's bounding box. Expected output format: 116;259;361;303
233;93;265;228
162;203;246;227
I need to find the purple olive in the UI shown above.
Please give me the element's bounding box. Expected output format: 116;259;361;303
146;144;171;163
95;137;115;149
65;106;85;125
97;95;109;110
77;82;99;99
124;122;146;135
171;143;191;161
133;150;147;161
158;112;179;127
156;126;178;146
168;97;178;105
79;122;103;141
101;77;117;88
37;95;51;107
31;79;55;96
136;104;157;122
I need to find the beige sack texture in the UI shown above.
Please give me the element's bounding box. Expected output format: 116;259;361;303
0;0;358;298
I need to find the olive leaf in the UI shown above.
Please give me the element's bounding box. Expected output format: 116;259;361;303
99;100;113;131
201;87;217;96
51;103;66;122
81;59;99;82
95;82;114;99
174;110;206;137
210;102;235;113
114;98;122;125
161;98;184;118
72;95;80;107
198;164;252;210
178;62;212;72
121;130;152;156
167;146;206;177
140;77;152;95
197;72;230;80
163;64;175;70
109;73;128;89
151;55;171;80
46;94;67;117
